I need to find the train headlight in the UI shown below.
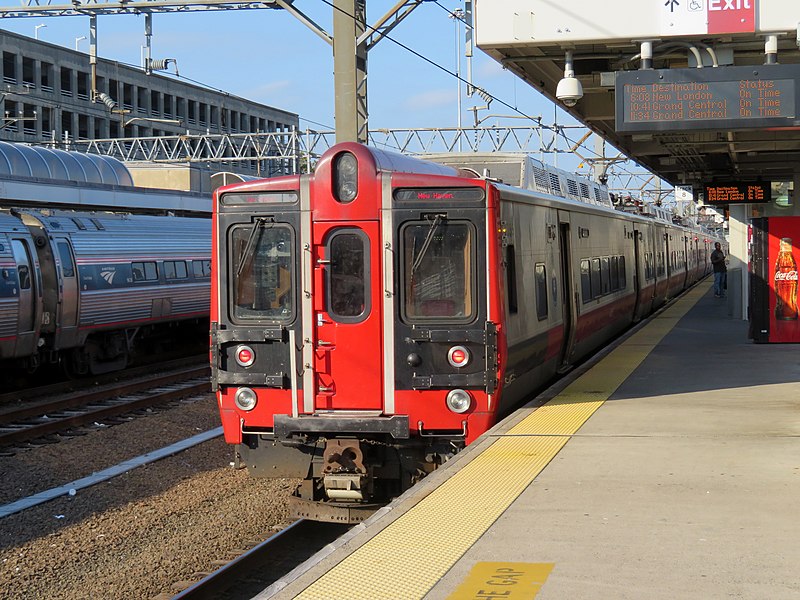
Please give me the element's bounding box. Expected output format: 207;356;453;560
234;387;257;411
333;151;358;203
446;389;472;414
447;345;471;368
235;344;255;367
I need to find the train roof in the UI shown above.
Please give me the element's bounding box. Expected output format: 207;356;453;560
0;142;209;215
0;141;132;186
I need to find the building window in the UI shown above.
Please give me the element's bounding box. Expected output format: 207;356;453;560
150;90;161;116
77;72;89;101
40;62;54;92
137;86;148;114
23;103;37;136
61;110;73;139
60;67;72;97
123;83;133;111
22;57;34;87
3;52;17;84
41;106;52;138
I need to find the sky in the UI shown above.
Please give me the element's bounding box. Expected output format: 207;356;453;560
0;1;647;182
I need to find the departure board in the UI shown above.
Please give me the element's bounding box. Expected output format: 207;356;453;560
703;182;770;205
616;65;800;132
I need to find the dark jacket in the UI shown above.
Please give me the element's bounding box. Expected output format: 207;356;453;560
711;249;726;273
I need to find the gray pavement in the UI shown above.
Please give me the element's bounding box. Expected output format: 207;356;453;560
426;288;800;599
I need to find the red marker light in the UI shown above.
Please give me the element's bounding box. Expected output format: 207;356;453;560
447;346;470;368
235;345;255;367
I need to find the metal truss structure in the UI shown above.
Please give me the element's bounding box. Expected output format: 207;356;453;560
60;125;593;167
0;0;287;17
52;125;669;203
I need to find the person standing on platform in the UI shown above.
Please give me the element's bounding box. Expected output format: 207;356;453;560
711;242;727;298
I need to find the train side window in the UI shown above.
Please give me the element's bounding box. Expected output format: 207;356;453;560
229;223;294;322
590;258;601;298
327;230;368;322
600;257;610;295
401;220;475;322
619;256;626;289
192;260;211;278
657;252;665;277
535;263;547;320
580;259;591;303
610;256;619;291
164;260;188;280
18;264;31;289
132;261;158;282
506;245;518;314
57;242;75;277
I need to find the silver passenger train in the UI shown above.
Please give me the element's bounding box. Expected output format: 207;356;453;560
0;208;210;375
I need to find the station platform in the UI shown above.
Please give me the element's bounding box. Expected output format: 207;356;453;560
260;280;800;600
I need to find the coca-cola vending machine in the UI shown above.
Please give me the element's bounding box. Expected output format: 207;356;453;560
751;217;800;343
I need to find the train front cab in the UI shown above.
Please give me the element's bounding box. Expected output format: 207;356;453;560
212;144;499;519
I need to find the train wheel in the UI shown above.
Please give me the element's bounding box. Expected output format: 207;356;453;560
61;343;128;377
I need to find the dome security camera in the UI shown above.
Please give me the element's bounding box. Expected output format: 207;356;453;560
556;76;583;107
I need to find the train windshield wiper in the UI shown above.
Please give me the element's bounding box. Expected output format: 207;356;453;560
236;217;269;276
411;214;443;275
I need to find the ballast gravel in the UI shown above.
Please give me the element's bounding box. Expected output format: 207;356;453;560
0;395;298;599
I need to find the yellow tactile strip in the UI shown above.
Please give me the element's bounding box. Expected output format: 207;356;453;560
294;281;711;600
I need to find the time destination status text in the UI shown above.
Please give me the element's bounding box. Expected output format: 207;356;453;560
616;65;800;132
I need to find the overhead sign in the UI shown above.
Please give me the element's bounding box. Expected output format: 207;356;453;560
616;64;800;132
661;0;756;36
703;182;770;204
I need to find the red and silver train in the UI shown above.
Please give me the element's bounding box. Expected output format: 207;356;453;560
211;142;724;521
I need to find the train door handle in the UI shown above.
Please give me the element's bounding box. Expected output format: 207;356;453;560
384;243;394;298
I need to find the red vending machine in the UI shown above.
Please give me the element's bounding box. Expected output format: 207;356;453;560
751;217;800;343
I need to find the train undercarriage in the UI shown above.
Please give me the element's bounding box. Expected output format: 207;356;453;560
236;432;464;523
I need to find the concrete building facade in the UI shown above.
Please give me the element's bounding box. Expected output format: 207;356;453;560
0;28;298;147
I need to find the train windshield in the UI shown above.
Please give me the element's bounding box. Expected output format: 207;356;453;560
230;222;294;322
402;219;475;322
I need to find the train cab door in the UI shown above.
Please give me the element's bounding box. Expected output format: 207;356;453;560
631;227;645;321
53;237;79;349
557;215;577;371
10;239;38;358
311;222;383;411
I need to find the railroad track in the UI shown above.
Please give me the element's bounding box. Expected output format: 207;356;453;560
167;520;351;600
0;355;208;406
0;365;210;450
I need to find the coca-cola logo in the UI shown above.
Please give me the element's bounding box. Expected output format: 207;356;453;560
775;270;799;281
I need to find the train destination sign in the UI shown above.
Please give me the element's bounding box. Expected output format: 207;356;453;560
703;182;771;205
616;65;800;132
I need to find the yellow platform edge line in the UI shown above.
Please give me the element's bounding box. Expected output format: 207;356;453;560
293;281;709;600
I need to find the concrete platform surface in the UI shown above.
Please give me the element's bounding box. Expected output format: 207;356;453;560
263;282;800;600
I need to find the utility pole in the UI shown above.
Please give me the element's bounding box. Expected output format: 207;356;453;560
333;0;367;144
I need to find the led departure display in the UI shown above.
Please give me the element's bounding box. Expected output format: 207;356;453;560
703;182;770;205
616;65;800;132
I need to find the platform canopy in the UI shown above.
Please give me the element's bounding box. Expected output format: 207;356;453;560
475;0;800;189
